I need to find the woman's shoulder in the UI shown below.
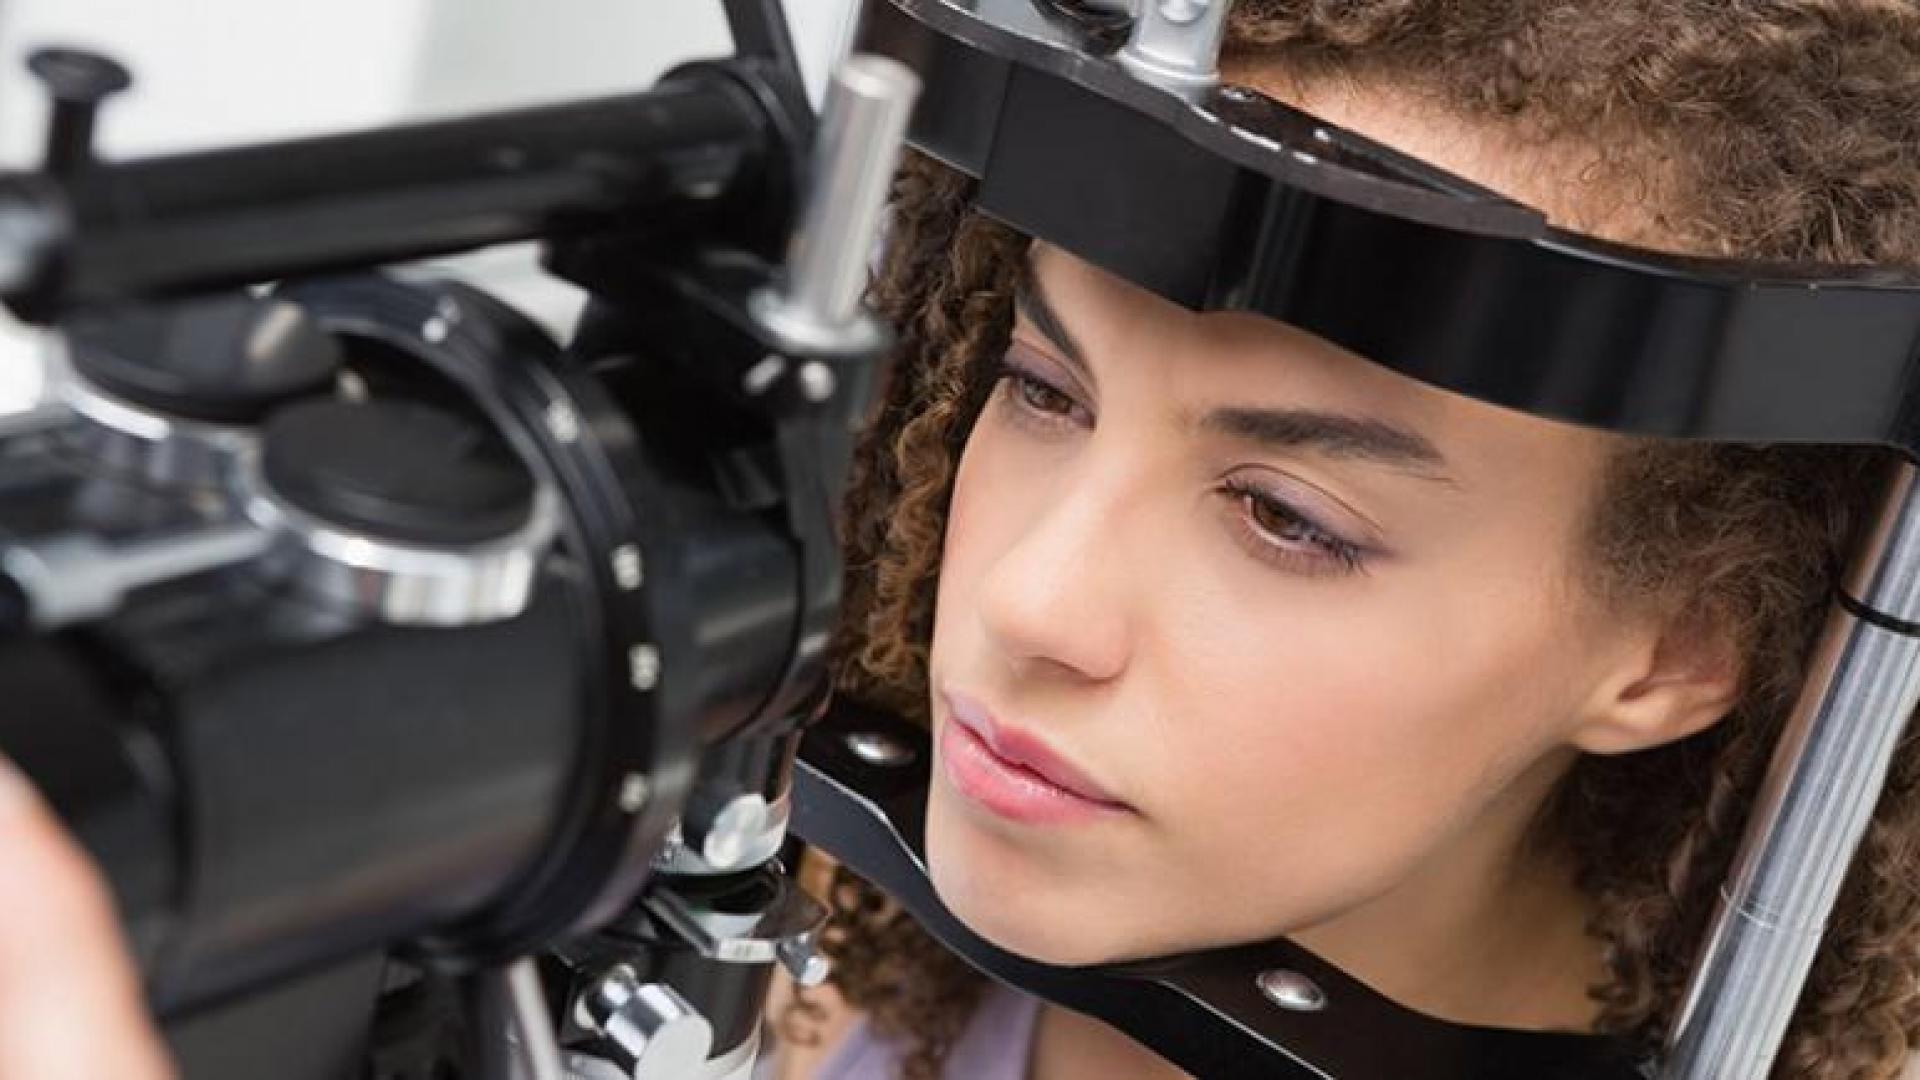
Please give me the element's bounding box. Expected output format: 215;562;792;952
760;971;1040;1080
761;968;862;1080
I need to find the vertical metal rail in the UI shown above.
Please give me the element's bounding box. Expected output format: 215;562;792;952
1663;459;1920;1078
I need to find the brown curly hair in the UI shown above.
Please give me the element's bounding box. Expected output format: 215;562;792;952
786;2;1920;1077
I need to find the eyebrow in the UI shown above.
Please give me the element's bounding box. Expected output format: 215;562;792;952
1014;253;1455;485
1013;267;1095;386
1203;408;1456;484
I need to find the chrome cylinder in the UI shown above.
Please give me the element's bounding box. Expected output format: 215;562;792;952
1662;459;1920;1078
751;53;919;354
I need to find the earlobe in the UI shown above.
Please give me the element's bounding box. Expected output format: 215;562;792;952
1568;618;1744;756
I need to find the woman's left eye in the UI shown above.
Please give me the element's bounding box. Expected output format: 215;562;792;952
1220;479;1368;575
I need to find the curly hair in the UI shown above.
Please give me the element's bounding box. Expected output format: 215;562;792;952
785;3;1920;1078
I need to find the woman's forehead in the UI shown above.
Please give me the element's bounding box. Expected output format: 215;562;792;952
1022;239;1619;475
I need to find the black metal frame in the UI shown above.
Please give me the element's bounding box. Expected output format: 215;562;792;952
859;0;1920;455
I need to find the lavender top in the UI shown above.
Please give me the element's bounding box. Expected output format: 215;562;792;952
805;982;1040;1080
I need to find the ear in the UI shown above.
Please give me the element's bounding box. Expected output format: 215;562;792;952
1567;611;1744;755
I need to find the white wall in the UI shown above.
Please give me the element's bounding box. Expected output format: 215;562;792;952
0;0;860;407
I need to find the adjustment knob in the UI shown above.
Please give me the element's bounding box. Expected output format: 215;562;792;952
251;398;555;626
65;294;343;425
575;966;713;1080
261;398;533;546
27;47;131;177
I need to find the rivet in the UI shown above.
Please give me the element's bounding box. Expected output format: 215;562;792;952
1257;969;1326;1012
628;644;661;691
422;315;449;344
612;544;643;590
845;730;915;768
617;773;650;813
545;400;581;444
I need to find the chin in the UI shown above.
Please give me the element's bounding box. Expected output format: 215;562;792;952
923;780;1130;967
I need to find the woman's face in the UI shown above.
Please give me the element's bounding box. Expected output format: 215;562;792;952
922;238;1654;967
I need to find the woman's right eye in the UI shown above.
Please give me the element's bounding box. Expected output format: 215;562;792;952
993;353;1091;431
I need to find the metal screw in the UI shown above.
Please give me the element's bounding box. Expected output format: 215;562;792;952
612;544;644;590
628;643;661;691
422;315;450;344
798;361;837;403
1256;969;1327;1012
845;730;915;767
617;773;651;813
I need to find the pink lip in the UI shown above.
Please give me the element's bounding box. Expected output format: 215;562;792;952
938;689;1134;824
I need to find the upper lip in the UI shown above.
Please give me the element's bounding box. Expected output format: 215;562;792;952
942;688;1131;807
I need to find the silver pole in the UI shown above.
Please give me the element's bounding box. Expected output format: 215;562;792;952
1662;459;1920;1078
751;52;920;356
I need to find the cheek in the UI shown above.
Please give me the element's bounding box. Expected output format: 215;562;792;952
1139;561;1582;927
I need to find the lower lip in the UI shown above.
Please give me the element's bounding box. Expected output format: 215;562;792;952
939;718;1133;825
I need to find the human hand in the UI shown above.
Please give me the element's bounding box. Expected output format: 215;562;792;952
0;755;175;1080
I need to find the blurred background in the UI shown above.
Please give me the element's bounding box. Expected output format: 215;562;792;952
0;0;862;406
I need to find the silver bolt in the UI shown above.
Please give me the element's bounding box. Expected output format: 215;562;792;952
628;643;661;691
845;730;915;768
545;400;581;444
422;315;450;344
612;544;644;590
742;354;787;396
617;773;651;813
1256;969;1327;1012
436;295;463;324
1291;150;1320;167
798;361;837;403
1313;126;1335;144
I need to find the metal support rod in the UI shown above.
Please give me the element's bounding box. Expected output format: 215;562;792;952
751;52;920;351
1662;459;1920;1078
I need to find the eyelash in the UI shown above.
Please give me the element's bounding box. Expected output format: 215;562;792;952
991;355;1371;576
1218;478;1369;575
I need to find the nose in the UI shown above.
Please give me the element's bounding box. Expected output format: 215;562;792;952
975;473;1133;684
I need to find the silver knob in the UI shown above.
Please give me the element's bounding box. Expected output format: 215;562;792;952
576;966;713;1080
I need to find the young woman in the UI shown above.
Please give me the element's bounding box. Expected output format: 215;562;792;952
1;4;1917;1080
767;2;1920;1079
